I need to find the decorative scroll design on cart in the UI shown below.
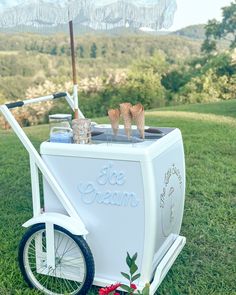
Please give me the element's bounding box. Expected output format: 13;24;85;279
78;162;139;208
160;164;183;237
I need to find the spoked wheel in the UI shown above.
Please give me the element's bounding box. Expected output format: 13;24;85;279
19;224;94;295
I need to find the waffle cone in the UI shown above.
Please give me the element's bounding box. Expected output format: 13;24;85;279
120;103;132;138
130;103;145;139
108;109;120;135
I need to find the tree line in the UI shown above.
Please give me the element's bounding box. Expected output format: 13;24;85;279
0;1;236;125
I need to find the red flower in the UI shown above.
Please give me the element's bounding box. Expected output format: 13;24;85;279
99;283;121;295
130;283;137;290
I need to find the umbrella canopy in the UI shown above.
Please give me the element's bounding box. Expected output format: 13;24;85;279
0;0;177;30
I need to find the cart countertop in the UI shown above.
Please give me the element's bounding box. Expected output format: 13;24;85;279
41;126;183;162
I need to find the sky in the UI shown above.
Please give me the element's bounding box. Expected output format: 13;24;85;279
169;0;233;31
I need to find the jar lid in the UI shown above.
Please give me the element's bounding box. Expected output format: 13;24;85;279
49;114;72;120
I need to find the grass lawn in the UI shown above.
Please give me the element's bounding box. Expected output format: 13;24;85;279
0;100;235;295
155;99;236;119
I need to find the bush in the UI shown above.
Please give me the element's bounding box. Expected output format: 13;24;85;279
176;68;236;104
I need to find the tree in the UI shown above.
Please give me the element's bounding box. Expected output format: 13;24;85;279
101;45;107;57
126;69;166;108
131;52;168;76
90;43;97;58
50;45;58;55
202;1;236;53
162;68;191;93
79;45;85;58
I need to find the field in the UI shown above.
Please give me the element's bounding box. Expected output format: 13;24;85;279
155;100;236;118
0;100;235;294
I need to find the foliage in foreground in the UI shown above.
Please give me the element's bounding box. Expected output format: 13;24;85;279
99;253;150;295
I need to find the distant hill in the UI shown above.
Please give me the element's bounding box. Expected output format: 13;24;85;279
0;23;205;39
2;23;230;50
0;23;93;35
173;24;206;40
2;21;231;54
172;24;230;50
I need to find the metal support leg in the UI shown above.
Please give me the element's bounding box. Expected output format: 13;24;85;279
46;222;56;271
30;155;41;217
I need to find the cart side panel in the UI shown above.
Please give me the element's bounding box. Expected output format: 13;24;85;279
42;155;145;285
151;139;186;271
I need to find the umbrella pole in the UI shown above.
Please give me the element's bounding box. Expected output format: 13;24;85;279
69;20;79;119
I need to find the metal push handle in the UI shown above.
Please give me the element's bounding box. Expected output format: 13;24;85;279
6;101;24;109
0;103;85;223
5;92;67;109
4;91;84;119
0;90;85;220
52;92;68;99
0;91;88;271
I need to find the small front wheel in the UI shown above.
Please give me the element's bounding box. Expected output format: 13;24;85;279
19;224;94;295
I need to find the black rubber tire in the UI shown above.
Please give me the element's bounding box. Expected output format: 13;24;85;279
18;223;95;295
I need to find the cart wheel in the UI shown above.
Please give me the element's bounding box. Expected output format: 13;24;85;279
18;224;94;295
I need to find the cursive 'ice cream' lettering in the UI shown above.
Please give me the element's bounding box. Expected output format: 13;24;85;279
97;163;126;186
78;163;139;207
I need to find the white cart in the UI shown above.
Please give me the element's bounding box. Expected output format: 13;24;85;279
0;94;186;295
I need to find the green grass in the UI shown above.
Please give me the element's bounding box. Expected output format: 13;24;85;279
0;100;235;295
156;99;236;118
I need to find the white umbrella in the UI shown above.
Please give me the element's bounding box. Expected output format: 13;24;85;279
0;0;177;30
0;0;177;117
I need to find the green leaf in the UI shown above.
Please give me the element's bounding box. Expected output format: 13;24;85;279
121;272;130;281
126;252;132;268
132;252;138;262
131;273;141;282
130;263;138;275
121;284;133;293
127;252;132;260
142;283;150;295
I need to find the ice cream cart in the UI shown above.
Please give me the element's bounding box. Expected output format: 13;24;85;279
0;93;186;295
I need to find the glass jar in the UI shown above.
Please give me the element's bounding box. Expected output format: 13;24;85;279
49;114;72;129
49;114;73;143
